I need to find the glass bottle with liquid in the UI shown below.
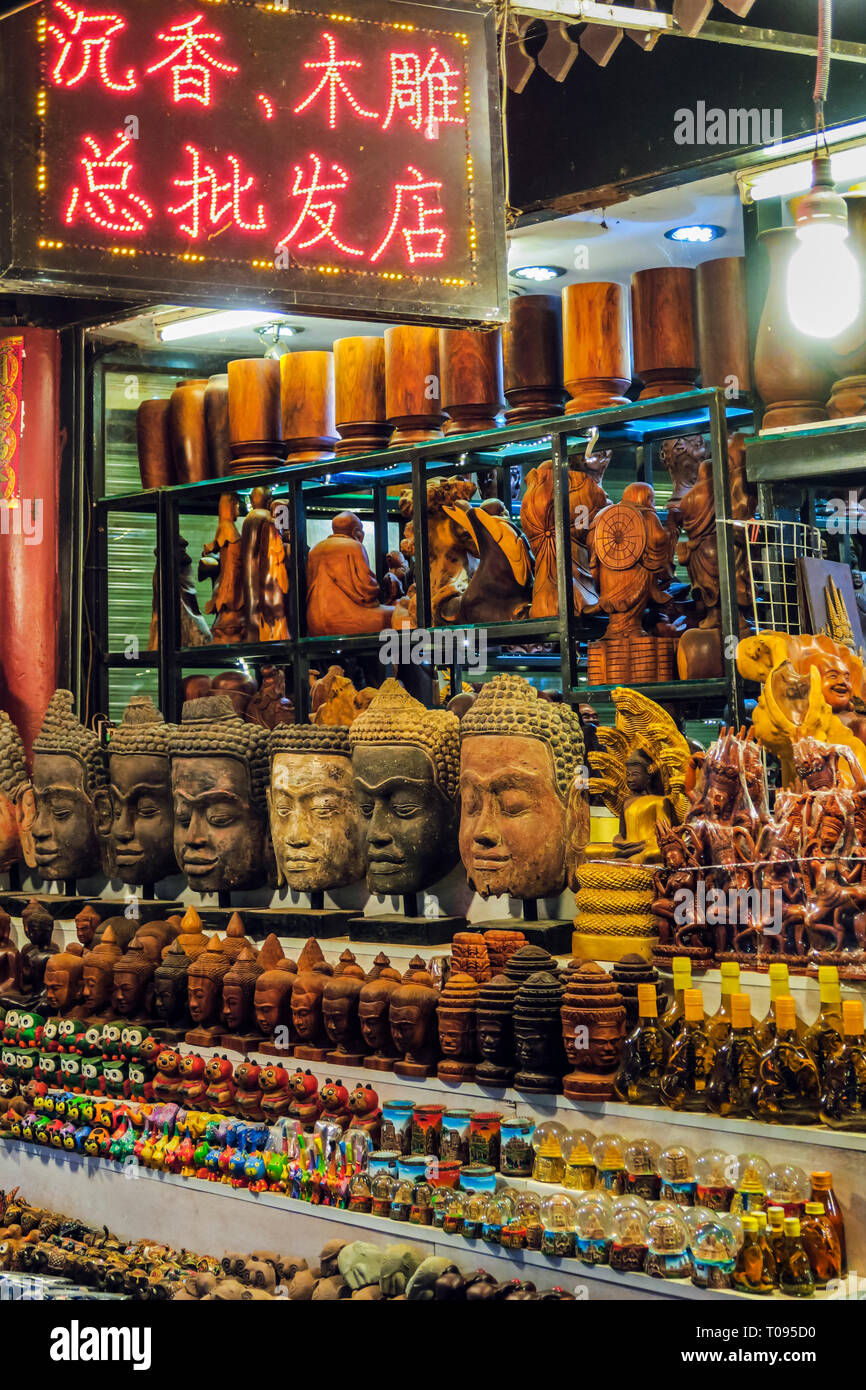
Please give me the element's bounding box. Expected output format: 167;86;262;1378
819;998;866;1132
755;963;805;1048
766;1205;786;1260
804;965;844;1080
660;957;692;1036
732;1214;776;1294
800;1201;842;1288
706;992;761;1117
614;982;672;1105
810;1171;847;1272
777;1216;815;1297
750;995;820;1124
660;988;716;1111
707;961;746;1045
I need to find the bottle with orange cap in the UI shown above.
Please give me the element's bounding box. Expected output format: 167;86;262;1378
809;1171;846;1271
659;988;716;1111
819;998;866;1131
613;981;672;1105
804;965;845;1080
750;994;820;1124
706;992;761;1117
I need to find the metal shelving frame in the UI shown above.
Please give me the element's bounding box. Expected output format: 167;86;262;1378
89;387;749;726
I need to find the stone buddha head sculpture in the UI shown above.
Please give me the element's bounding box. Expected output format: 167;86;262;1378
169;696;270;892
107;697;176;885
349;679;460;895
112;942;156;1020
81;926;122;1018
186;935;231;1027
513;970;565;1092
152;940;193;1029
268;724;366;892
322;974;364;1056
43;949;85;1016
222;944;263;1034
0;710;28;872
475;973;518;1084
389;968;439;1067
253;935;298;1041
436;972;478;1078
561;960;626;1100
30;691;112;880
459;675;585;899
358;973;402;1058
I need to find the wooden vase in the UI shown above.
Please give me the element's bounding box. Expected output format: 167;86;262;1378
439;326;505;434
631;267;698;398
227;358;283;475
503;294;565;422
280;350;339;463
136;398;174;489
168;378;210;483
827;196;866;418
204;373;231;478
384;325;446;445
695;256;752;396
754;227;833;430
334;336;390;453
562;282;631;413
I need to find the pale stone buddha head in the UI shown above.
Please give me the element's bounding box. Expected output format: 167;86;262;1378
268;724;365;892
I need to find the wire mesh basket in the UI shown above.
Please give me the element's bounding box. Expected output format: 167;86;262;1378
734;518;822;635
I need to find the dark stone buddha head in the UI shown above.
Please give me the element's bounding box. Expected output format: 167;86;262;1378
152;940;192;1027
108;697;176;885
30;691;112;880
221;944;263;1034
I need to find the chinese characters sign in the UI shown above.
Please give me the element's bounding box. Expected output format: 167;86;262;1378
1;0;507;324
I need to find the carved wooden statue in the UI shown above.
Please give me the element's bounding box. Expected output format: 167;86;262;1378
440;500;533;624
395;476;477;627
147;536;212;650
241;488;289;643
520;460;606;619
306;512;393;636
199;492;245;644
309;665;377;726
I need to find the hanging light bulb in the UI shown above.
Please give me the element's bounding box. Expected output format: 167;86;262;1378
787;154;860;338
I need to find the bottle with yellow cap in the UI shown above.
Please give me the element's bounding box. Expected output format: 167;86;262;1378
766;1204;786;1260
753;1211;779;1286
660;957;692;1036
777;1216;815;1297
755;963;805;1048
751;995;820;1123
732;1214;776;1294
819;997;866;1131
708;961;752;1045
706;992;761;1117
659;988;716;1111
613;981;672;1105
804;965;845;1079
800;1201;842;1288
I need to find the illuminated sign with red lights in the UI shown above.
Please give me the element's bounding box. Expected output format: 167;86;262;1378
1;0;507;325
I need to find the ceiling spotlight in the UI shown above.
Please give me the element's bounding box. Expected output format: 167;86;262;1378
510;264;567;282
254;321;305;358
664;225;726;244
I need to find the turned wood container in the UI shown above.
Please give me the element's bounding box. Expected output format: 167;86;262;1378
334;336;390;453
384;325;446;445
439;326;505;435
280;350;339;463
204;373;231;478
827;196;866;418
631;267;698;398
168;378;210;483
754;227;833;430
503;294;565;422
562;282;631;413
136;397;174;489
227;358;283;475
695;256;752;395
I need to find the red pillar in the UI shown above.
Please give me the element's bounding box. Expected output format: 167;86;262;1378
0;327;61;761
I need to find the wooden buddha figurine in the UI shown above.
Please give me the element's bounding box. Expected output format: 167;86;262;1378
520;461;605;620
671;460;725;680
199;492;245;644
349;679;460;897
0;899;57;1007
80;926;122;1021
74;904;103;951
323;973;366;1067
436;972;479;1083
359;969;402;1071
185;936;231;1045
475;973;519;1087
291;970;330;1062
0;909;18;993
107;696;177;887
268;724;366;894
513;970;566;1093
30;690;112;881
42;949;85;1018
306;512;393;637
169;696;271;892
221;944;264;1052
174;905;210;961
112;942;157;1024
0;710;28;872
561;961;626;1102
254;935;298;1055
151;940;193;1042
390;966;440;1078
459;674;586;900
